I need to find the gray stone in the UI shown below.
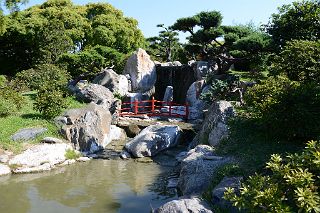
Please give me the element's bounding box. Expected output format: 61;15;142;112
108;125;126;142
195;101;235;148
11;127;47;141
163;86;173;105
75;83;114;108
186;80;207;120
178;145;230;196
120;150;131;159
8;143;72;173
41;137;64;144
123;48;156;92
212;176;243;211
125;125;182;158
0;164;11;176
154;197;213;213
77;157;91;162
93;69;129;96
124;124;141;138
60;103;112;153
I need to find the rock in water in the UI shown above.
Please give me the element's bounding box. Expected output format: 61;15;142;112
154;197;213;213
125;125;181;158
60;103;112;153
93;69;129;96
8;143;72;173
178;145;230;196
123;48;156;92
11;127;47;141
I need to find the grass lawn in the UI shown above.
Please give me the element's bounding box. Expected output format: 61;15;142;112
0;91;86;153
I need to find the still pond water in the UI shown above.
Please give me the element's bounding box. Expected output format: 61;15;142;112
0;160;177;213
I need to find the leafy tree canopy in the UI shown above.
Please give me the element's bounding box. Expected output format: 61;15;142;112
267;0;320;49
171;11;271;74
0;0;145;76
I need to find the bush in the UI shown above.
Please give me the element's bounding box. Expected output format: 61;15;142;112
0;86;25;116
270;40;320;83
34;87;67;119
224;140;320;213
15;64;70;91
245;77;320;140
65;149;81;160
0;75;6;87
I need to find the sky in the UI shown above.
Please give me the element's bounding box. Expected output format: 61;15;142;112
17;0;297;41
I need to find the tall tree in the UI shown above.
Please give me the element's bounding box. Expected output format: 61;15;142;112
171;11;271;74
147;24;181;62
266;0;320;49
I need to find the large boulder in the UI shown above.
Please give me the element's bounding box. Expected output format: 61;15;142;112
8;143;72;173
195;101;235;147
59;103;112;153
123;48;156;92
125;125;182;158
75;84;114;110
155;197;213;213
178;145;230;196
11;127;47;141
93;69;129;96
186;80;207;120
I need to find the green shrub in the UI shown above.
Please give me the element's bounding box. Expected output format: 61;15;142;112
245;77;320;140
224;140;320;213
65;149;81;160
270;40;320;83
0;86;25;116
15;64;70;91
0;75;6;87
34;87;67;119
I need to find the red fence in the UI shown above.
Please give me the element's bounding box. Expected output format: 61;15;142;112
119;97;189;119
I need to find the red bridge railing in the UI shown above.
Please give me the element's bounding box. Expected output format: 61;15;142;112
119;97;189;120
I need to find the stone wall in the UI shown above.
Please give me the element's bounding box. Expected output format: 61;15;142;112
154;65;196;104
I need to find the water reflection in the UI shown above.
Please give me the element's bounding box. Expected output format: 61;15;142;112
0;160;177;213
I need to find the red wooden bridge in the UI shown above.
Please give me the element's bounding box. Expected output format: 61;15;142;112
119;97;189;120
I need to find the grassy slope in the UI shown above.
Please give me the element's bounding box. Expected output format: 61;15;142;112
0;92;86;153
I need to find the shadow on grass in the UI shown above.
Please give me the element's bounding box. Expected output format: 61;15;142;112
21;113;43;120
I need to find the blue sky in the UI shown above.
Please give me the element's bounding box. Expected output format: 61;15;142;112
18;0;297;40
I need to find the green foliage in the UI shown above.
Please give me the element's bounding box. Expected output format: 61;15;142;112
0;86;25;116
201;74;240;103
65;149;81;160
270;40;320;83
58;45;127;77
267;0;320;49
34;86;67;119
147;24;182;62
0;75;7;87
245;76;320;140
224;140;320;213
171;12;271;74
0;0;145;76
16;64;70;91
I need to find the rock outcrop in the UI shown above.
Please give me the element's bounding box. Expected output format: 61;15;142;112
59;103;112;153
178;145;230;196
194;101;235;147
163;86;173;104
11;127;47;141
186;80;207;120
8;143;72;173
125;125;182;158
123;48;156;92
155;197;213;213
93;69;129;96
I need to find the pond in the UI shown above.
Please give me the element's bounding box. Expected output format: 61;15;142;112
0;160;177;213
